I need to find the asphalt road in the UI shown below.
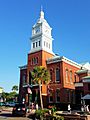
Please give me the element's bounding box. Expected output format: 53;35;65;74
0;111;31;120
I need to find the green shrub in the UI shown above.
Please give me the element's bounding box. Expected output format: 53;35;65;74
35;109;49;118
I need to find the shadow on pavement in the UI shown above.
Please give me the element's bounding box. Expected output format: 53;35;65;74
0;112;13;117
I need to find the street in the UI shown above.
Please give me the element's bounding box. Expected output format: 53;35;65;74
0;110;31;120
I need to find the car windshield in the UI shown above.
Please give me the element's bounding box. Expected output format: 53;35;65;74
15;104;25;108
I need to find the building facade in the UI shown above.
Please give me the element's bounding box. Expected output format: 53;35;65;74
19;9;90;108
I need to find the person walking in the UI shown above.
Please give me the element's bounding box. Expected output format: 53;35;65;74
68;104;71;113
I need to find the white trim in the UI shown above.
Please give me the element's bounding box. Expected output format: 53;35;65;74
75;82;83;87
19;65;27;70
83;79;90;83
42;93;47;96
47;56;81;68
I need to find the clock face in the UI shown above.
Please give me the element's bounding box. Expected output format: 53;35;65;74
45;29;49;34
35;27;40;34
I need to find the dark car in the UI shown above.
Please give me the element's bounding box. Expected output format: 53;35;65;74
12;103;27;117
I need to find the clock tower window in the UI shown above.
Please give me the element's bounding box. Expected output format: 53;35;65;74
39;41;41;46
49;43;50;49
33;43;35;48
36;42;38;47
46;42;48;48
44;41;45;46
31;57;38;65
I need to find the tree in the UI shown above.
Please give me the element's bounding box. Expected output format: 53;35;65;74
31;66;50;109
2;91;18;102
12;85;18;92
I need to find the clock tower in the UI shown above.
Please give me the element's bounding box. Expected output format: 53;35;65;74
27;9;54;83
30;9;54;54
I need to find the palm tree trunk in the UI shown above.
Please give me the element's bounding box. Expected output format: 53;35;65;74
39;84;43;109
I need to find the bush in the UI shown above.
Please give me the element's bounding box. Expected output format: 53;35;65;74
35;108;64;120
35;108;49;118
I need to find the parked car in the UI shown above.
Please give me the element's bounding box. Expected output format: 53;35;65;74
5;102;15;107
0;102;5;106
12;103;27;117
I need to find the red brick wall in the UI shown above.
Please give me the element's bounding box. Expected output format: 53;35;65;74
83;83;90;94
62;61;79;89
19;68;27;101
27;50;54;83
47;61;79;104
47;62;63;87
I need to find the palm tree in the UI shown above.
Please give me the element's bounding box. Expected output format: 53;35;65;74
31;66;50;109
12;85;18;92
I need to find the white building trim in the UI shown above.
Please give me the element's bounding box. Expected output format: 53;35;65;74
47;56;81;68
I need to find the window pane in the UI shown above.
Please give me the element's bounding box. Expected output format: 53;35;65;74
56;68;60;82
66;69;68;83
49;90;53;102
56;89;60;102
70;71;73;83
36;42;37;47
50;69;53;81
39;41;40;46
33;43;35;48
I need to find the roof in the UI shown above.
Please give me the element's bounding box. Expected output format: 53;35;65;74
47;56;81;68
80;62;90;70
76;69;88;74
82;76;90;83
82;76;90;79
81;94;90;99
19;65;27;70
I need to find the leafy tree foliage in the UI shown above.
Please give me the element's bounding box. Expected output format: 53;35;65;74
12;85;18;92
2;91;18;102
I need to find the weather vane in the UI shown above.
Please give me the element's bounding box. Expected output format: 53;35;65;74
41;5;43;11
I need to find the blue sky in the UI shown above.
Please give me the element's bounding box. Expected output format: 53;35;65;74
0;0;90;92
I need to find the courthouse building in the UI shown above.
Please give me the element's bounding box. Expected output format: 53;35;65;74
19;9;90;108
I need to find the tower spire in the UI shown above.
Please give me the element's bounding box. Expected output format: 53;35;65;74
41;5;43;11
40;5;44;19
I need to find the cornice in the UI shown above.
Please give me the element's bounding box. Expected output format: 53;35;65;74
47;56;81;68
19;65;27;70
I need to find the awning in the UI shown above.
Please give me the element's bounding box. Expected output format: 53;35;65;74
81;94;90;99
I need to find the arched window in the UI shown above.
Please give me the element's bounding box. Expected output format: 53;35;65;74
70;70;73;83
33;58;36;64
39;41;41;46
44;41;45;46
50;69;53;81
49;43;50;49
74;74;77;82
22;75;26;85
36;57;38;64
66;69;68;83
33;43;35;48
49;90;53;102
56;68;60;82
36;42;38;47
56;88;60;102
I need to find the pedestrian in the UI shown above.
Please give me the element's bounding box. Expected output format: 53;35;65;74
86;105;89;112
68;104;71;113
31;103;34;110
36;104;38;110
81;106;84;112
